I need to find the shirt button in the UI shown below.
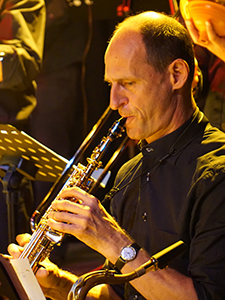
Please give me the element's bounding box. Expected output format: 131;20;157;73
142;212;147;221
146;147;154;153
146;172;150;181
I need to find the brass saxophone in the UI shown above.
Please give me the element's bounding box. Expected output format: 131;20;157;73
68;241;186;300
19;117;126;273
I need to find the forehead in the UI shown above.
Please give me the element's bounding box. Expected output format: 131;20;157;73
104;30;150;79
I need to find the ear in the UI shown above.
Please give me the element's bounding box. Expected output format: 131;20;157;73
168;58;189;90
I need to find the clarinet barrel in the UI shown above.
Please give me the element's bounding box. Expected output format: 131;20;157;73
19;117;126;273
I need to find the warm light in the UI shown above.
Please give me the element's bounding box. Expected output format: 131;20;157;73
141;11;162;20
180;0;225;42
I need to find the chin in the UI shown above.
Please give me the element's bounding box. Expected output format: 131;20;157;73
126;129;143;141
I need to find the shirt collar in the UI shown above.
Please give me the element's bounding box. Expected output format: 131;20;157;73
140;108;210;164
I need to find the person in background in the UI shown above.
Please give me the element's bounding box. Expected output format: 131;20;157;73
185;19;225;62
0;0;45;129
9;11;225;300
182;15;225;132
0;0;45;252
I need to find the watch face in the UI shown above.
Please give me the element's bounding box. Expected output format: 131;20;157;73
121;246;136;261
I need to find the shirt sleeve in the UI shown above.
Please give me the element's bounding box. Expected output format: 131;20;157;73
188;155;225;300
0;0;45;91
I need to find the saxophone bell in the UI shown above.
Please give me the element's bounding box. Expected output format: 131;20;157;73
68;241;186;300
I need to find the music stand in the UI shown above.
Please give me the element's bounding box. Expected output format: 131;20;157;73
0;124;69;244
0;254;46;300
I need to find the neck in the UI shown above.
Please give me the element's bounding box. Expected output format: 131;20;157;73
145;94;196;144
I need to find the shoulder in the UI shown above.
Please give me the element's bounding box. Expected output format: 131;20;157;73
190;126;225;183
184;124;225;163
115;152;143;185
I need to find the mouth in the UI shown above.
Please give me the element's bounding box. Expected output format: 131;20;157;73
119;111;135;126
124;115;134;125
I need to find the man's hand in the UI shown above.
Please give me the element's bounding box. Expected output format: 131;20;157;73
47;186;133;264
8;233;76;300
7;233;59;293
7;233;32;259
185;19;225;62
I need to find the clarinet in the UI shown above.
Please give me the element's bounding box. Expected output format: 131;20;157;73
19;117;126;273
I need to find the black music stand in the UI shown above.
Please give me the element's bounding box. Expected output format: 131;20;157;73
0;124;69;244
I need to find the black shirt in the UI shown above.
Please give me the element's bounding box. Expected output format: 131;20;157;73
109;108;225;300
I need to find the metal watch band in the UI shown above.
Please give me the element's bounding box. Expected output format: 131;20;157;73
114;242;141;272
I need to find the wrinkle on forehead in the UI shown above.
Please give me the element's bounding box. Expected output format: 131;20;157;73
104;30;149;81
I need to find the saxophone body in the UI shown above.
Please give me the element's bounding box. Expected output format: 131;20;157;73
19;117;126;273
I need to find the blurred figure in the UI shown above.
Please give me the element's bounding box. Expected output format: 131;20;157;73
0;0;45;129
30;0;87;161
185;18;225;62
0;0;45;252
188;23;225;131
179;1;225;131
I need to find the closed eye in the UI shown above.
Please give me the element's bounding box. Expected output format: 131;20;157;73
124;81;134;86
104;79;136;88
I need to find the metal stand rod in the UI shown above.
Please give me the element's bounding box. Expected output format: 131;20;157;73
2;165;23;244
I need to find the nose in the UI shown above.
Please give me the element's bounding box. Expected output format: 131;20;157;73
109;83;128;111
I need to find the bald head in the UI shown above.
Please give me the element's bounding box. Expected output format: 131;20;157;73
112;11;167;37
107;11;195;85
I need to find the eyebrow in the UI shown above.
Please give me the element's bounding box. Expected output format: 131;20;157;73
104;76;138;83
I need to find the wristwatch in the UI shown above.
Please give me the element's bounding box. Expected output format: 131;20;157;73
114;243;141;272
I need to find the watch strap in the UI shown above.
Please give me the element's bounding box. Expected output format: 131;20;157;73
114;242;141;272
